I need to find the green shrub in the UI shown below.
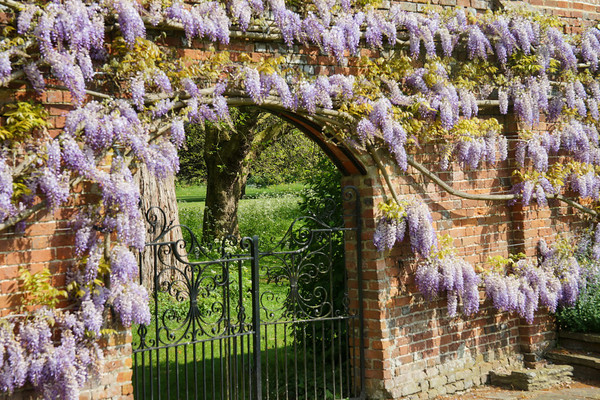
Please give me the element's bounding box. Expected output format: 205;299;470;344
556;283;600;333
286;157;345;332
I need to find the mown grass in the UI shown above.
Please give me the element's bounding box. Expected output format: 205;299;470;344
175;182;306;203
177;192;303;242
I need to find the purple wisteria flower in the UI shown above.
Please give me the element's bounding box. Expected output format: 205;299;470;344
0;52;11;81
153;70;172;94
111;282;151;326
110;245;138;284
130;76;145;109
406;203;437;257
116;0;146;47
0;156;15;222
415;255;480;317
0;324;27;394
24;63;45;93
17;4;38;34
171;118;185;148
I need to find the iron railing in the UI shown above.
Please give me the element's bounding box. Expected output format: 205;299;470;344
133;186;364;400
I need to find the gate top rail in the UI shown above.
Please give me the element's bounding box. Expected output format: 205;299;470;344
144;205;256;262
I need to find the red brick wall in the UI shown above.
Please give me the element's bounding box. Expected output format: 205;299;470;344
340;109;587;398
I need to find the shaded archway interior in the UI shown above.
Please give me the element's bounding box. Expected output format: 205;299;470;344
264;109;367;176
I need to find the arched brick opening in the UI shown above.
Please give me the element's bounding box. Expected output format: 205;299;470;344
266;109;368;176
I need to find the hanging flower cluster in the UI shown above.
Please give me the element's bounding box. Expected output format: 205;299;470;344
415;243;481;317
0;310;103;399
483;236;592;323
373;200;437;257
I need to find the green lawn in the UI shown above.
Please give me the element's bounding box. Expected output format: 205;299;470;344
177;184;304;242
175;183;306;202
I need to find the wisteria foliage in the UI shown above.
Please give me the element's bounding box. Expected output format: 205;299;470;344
2;0;600;397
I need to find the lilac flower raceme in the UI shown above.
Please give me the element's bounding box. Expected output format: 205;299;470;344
81;299;103;336
591;225;600;261
365;8;384;48
0;323;27;394
467;25;491;59
130;76;145;109
546;27;577;70
415;254;480;317
110;245;138;284
153;70;172;95
24;63;45;93
152;99;174;118
356;118;376;143
582;30;600;70
0;52;11;81
116;0;146;47
171;118;185;148
406;203;437;258
0;156;15;223
47;52;86;104
270;73;295;109
37;169;70;211
182;78;200;98
111;282;151;326
17;4;38;34
438;28;455;57
231;0;253;31
244;67;263;103
300;82;318;114
415;261;441;300
373;216;407;251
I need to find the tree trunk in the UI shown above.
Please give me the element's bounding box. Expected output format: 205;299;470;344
202;117;254;242
202;108;291;242
136;162;183;291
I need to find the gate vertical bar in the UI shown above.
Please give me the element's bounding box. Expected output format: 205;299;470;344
250;235;262;400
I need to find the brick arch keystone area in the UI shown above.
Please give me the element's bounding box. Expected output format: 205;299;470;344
1;0;600;399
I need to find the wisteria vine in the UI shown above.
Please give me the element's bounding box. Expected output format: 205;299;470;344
1;0;600;397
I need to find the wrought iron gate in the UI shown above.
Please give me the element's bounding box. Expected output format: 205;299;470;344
133;186;364;400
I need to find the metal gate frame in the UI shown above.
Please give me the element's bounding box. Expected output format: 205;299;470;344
133;186;364;400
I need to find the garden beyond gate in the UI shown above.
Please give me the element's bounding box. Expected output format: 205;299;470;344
132;186;364;400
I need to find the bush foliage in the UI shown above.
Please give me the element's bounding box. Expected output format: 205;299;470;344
556;283;600;333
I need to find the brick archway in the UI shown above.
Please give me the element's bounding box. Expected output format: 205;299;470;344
263;108;367;176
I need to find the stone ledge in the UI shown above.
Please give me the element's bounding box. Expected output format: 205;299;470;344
547;350;600;370
489;365;573;391
559;331;600;344
558;331;600;354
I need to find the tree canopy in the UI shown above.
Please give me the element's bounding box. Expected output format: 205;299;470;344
1;0;600;397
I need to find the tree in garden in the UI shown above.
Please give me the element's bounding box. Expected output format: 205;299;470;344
2;0;600;398
180;110;323;240
180;113;325;187
200;107;295;240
